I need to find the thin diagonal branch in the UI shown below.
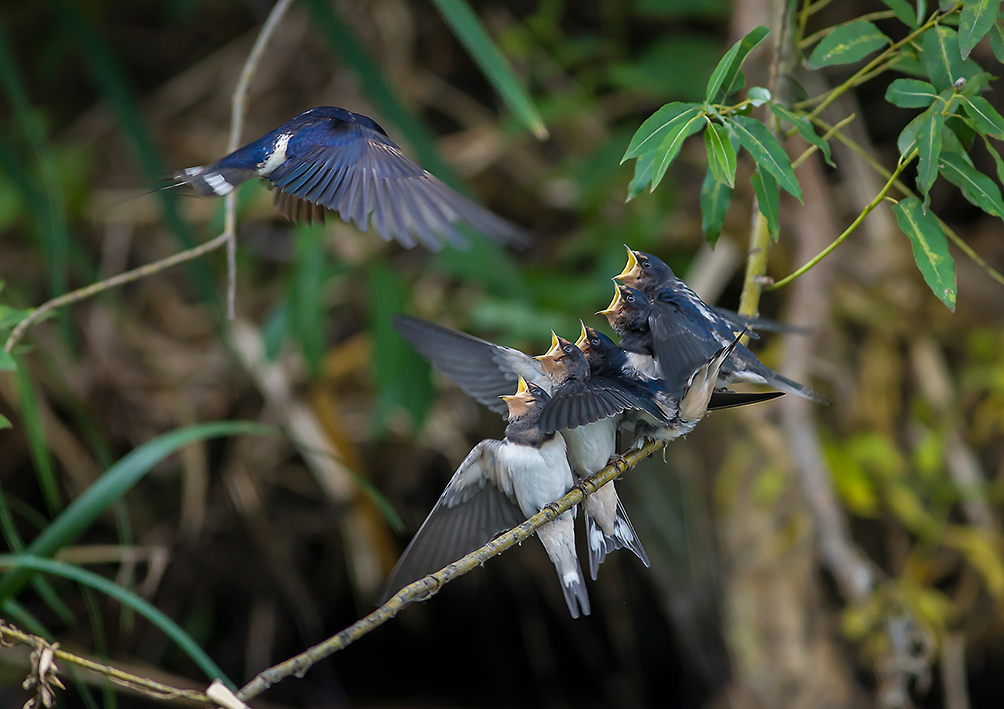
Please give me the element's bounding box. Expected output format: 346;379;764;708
0;621;214;705
236;439;665;702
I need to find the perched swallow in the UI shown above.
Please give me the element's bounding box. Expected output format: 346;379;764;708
604;259;825;402
393;315;657;577
576;323;784;415
535;332;659;579
171;106;529;250
380;377;590;618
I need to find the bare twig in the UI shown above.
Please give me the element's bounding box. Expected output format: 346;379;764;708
236;440;665;702
0;621;214;705
223;0;296;320
3;232;231;355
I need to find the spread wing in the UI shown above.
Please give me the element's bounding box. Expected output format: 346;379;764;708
539;377;667;433
393;314;548;416
378;440;524;603
267;120;529;251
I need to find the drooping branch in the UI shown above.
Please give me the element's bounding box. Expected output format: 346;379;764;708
236;439;665;702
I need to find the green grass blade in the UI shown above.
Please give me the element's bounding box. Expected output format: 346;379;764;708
13;354;60;516
0;555;233;687
431;0;547;139
0;421;272;601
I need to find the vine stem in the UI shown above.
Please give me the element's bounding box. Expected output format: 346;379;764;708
236;440;666;702
809;116;1004;288
792;4;959;121
768;152;914;291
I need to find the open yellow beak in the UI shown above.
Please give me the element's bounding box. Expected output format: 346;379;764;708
534;331;562;361
614;244;639;280
500;375;530;403
596;284;623;316
574;320;589;348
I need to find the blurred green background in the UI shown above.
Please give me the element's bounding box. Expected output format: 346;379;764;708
1;0;1004;707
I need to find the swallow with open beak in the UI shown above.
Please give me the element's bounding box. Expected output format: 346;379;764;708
534;332;665;578
606;256;825;402
170;106;530;250
380;377;590;618
576;323;784;417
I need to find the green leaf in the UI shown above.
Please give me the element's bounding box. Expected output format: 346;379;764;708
0;555;234;687
706;25;769;102
627;149;657;200
704;121;736;187
0;349;14;372
940;125;975;164
700;167;732;245
938;151;1004;217
983;136;1004;186
769;104;835;167
917;106;945;202
807;20;890;68
990;21;1004;63
748;86;771;107
962;95;1004;138
751;168;781;240
958;0;1002;59
0;421;272;602
0;414;9;430
893;197;957;310
726;115;802;199
885;78;938;107
430;0;547;139
623;103;703;161
881;0;921;26
650;111;707;190
922;25;968;91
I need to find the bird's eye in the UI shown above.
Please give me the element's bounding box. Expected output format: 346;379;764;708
591;338;600;346
563;345;575;354
642;260;651;268
625;294;635;302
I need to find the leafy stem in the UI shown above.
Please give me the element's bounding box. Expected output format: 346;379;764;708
791;5;960;121
768;150;916;291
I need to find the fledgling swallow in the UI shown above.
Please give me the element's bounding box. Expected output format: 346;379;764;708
534;331;662;579
380;377;590;619
613;245;809;337
393;314;657;577
170;106;530;251
576;323;785;415
604;261;825;402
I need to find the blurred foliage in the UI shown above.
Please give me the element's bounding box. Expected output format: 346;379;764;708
0;0;1003;708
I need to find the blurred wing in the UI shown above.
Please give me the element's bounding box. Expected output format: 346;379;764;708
539;378;665;432
711;307;812;337
267;122;529;250
378;440;524;603
393;314;547;416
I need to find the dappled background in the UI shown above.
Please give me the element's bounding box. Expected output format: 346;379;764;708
1;0;1004;707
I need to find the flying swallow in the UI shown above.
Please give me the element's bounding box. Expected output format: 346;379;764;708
171;106;530;250
605;259;825;402
380;377;590;618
